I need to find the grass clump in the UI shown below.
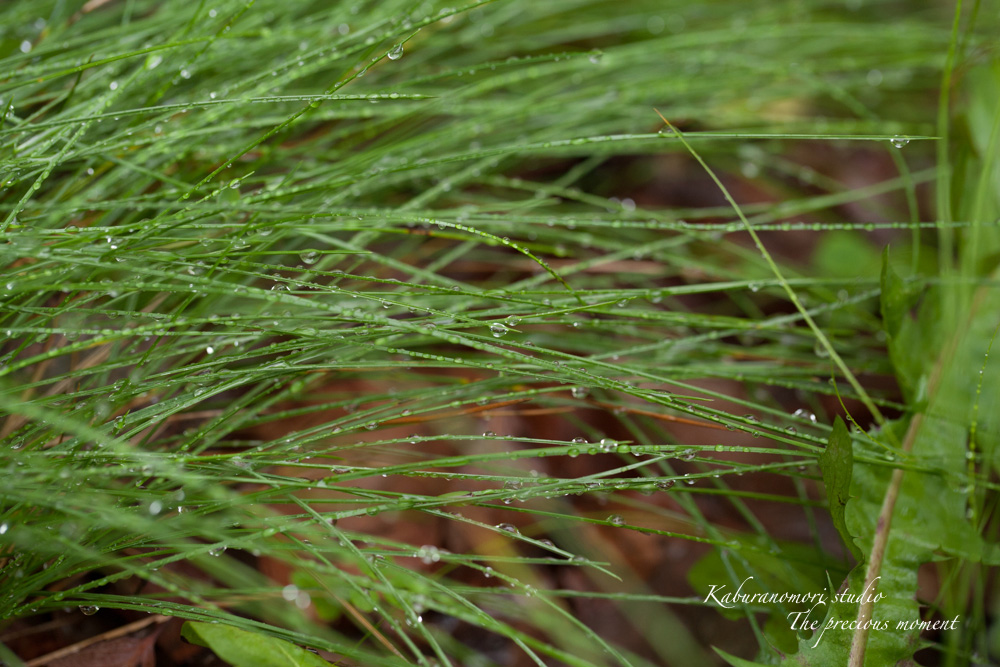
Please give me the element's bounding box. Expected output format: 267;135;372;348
1;1;999;665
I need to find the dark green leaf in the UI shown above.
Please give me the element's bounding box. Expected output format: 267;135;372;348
819;416;860;561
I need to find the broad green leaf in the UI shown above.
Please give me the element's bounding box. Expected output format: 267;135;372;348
715;646;774;667
879;247;929;400
688;534;846;654
785;246;997;666
819;416;861;561
956;61;1000;273
878;246;910;341
181;621;334;667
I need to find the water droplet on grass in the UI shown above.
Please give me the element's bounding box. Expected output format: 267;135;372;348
79;605;99;615
792;408;818;423
890;135;909;148
416;545;440;563
496;523;518;534
608;514;625;526
388;44;404;60
489;323;508;337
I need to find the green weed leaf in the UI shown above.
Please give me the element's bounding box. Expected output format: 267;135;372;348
879;247;929;401
787;229;997;665
819;416;860;561
181;622;333;667
878;247;912;342
714;646;774;667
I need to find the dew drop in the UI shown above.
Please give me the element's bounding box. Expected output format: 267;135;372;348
608;514;625;526
792;408;818;423
489;323;508;338
416;545;441;564
79;605;99;615
570;386;589;399
496;523;518;534
388;44;404;60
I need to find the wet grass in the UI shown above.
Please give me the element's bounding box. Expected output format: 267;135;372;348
1;1;998;665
